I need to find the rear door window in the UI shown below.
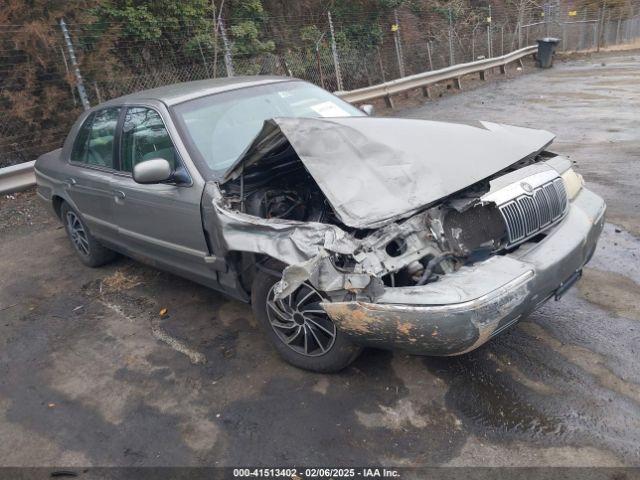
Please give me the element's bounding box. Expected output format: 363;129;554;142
70;108;120;168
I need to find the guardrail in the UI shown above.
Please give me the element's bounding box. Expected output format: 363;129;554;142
336;45;538;107
0;45;538;196
0;160;36;195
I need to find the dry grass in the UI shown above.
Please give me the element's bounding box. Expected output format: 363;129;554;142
100;269;143;293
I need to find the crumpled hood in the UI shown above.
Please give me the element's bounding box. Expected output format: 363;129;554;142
223;117;555;229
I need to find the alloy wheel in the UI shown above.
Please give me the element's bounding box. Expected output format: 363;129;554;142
66;211;90;256
266;282;337;357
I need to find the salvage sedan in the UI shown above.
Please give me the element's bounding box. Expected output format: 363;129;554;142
35;76;606;372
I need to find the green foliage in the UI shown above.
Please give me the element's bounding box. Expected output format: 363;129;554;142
300;25;323;47
230;21;275;55
231;0;266;20
92;5;162;40
336;24;384;49
228;0;274;56
91;0;213;42
184;32;216;60
330;0;404;49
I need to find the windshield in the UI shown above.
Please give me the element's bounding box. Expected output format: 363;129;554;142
170;80;365;177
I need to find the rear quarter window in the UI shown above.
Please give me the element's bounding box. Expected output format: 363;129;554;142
70;112;95;163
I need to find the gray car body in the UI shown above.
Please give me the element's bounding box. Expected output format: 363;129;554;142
35;77;291;301
35;76;606;355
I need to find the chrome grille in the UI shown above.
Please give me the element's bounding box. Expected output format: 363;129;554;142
499;177;568;245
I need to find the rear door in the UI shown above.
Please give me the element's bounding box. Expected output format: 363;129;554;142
109;105;214;284
65;107;121;242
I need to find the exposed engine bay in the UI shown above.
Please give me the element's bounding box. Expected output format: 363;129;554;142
221;142;336;225
206;117;579;302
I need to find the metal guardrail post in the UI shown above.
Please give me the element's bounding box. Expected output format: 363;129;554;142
59;18;90;111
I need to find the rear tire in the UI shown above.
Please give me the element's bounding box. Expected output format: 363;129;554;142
61;202;117;268
251;265;362;373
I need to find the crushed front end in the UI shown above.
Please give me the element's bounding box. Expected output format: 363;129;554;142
322;183;605;355
205;117;606;356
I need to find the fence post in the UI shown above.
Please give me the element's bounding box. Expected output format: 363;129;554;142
426;41;433;70
448;6;455;65
92;80;102;104
219;17;235;77
544;4;551;37
59;19;90;111
197;39;210;77
471;25;477;60
597;4;606;51
59;46;77;106
596;5;602;51
328;11;344;91
376;46;387;82
315;48;325;88
579;10;585;49
487;4;492;57
393;10;406;77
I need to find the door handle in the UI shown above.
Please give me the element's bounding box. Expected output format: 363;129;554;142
112;190;126;201
64;177;77;188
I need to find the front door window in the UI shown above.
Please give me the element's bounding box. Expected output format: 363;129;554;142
120;107;177;173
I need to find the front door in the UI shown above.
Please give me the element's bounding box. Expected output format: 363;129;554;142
109;106;213;285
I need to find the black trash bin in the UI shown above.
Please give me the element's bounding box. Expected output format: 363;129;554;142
536;37;560;68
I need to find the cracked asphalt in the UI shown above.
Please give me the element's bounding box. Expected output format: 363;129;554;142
1;51;639;468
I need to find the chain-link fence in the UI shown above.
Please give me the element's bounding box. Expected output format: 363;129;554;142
2;1;640;167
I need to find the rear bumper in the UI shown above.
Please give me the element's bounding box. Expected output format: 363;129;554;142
322;187;606;355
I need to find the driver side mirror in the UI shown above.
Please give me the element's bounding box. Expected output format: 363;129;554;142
133;158;172;184
361;104;375;116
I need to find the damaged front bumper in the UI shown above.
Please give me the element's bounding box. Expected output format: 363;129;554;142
322;187;606;356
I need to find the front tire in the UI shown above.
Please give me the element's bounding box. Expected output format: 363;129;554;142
251;266;362;373
61;202;117;268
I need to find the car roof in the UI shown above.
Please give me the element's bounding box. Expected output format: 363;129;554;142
101;75;293;107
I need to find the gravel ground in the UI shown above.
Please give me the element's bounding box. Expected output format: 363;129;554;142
0;190;56;238
0;51;639;472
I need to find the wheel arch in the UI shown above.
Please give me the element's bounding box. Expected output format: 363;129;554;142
229;252;286;302
52;195;65;219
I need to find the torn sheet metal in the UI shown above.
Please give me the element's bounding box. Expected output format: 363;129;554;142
203;184;370;296
207;188;358;264
223;117;555;229
203;183;445;298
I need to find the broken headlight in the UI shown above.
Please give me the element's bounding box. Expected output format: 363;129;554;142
561;167;584;200
442;204;507;256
